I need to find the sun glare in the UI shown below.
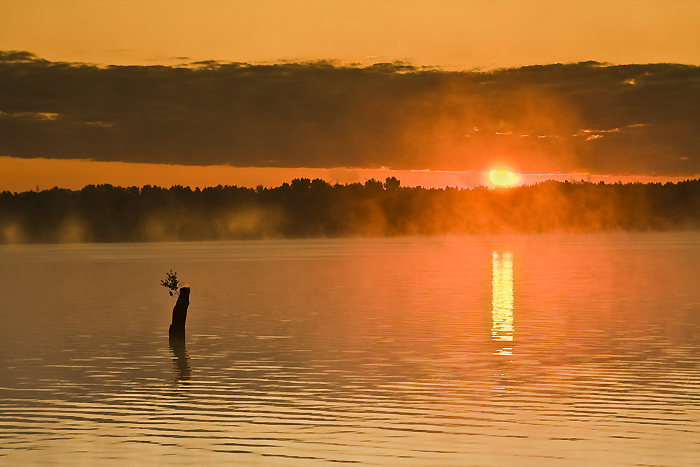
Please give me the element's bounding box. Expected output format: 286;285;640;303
489;169;516;187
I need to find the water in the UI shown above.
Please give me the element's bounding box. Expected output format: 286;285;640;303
1;234;699;466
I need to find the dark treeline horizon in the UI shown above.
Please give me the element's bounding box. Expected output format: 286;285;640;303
1;177;699;244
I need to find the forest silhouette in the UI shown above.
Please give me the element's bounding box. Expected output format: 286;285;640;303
1;177;699;243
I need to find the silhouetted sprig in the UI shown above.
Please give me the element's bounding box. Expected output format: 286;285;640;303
161;270;179;297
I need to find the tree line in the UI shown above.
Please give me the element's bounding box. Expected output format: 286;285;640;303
1;177;699;243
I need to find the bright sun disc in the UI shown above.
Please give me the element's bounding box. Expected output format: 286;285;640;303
489;169;515;186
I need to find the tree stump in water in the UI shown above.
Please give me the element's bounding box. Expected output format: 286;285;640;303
169;287;190;338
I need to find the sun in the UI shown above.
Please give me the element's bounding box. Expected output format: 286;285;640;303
489;169;516;187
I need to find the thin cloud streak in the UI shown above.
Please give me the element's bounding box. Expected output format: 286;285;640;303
1;52;699;176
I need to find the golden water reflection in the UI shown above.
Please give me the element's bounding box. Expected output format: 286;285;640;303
491;251;514;355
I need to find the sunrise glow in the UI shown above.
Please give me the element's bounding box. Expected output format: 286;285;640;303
489;169;518;187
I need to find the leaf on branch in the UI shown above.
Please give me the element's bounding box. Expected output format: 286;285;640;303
161;269;180;297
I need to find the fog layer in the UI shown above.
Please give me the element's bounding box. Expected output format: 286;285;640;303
2;179;699;243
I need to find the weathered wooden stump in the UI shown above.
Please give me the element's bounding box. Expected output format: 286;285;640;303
169;287;190;338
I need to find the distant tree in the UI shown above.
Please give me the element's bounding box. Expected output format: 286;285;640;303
310;178;331;190
291;178;311;191
364;178;384;192
384;177;401;191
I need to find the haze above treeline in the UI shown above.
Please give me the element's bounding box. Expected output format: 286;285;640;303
1;178;699;244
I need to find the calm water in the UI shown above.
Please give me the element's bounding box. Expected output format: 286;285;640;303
1;234;699;466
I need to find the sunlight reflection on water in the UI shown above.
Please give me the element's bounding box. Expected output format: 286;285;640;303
1;234;700;466
492;251;514;357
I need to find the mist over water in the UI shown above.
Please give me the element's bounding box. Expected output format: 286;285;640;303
1;234;699;465
2;179;700;244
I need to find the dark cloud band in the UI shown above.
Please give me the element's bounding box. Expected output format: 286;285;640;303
1;52;698;175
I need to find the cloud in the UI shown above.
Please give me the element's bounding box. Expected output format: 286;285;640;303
0;52;699;175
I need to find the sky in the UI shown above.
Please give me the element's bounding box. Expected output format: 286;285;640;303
1;0;700;191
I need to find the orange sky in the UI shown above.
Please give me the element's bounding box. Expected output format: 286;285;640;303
3;0;699;69
2;156;695;193
1;0;699;191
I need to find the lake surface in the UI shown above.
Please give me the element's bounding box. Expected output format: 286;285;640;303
1;234;699;466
